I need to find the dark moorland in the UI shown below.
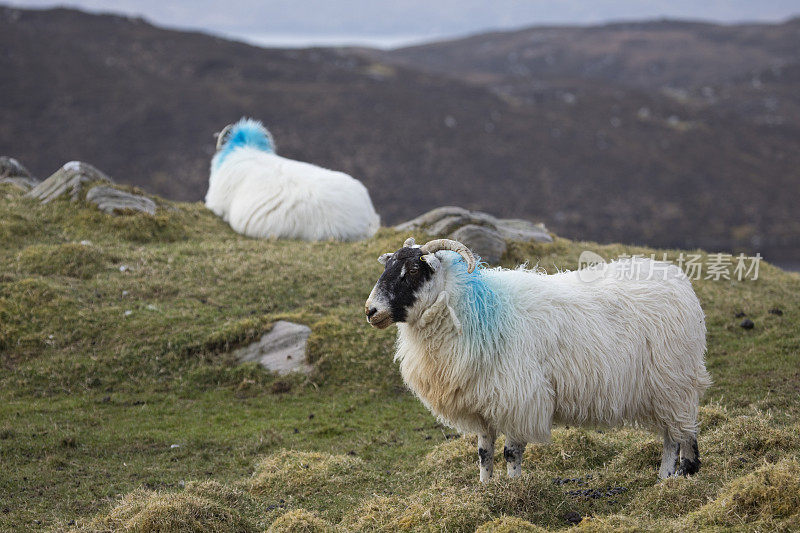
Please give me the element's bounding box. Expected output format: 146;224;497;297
1;7;799;263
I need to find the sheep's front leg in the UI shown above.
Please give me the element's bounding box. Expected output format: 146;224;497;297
504;439;526;478
478;431;496;483
658;434;680;479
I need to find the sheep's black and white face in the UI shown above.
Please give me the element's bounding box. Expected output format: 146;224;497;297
365;246;440;329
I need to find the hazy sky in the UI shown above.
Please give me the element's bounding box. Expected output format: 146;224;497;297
9;0;800;47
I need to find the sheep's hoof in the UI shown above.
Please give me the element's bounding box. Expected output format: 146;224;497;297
675;459;701;477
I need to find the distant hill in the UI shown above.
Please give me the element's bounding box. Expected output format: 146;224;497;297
2;6;799;263
384;18;800;129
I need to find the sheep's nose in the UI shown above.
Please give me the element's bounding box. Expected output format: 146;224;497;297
366;307;377;320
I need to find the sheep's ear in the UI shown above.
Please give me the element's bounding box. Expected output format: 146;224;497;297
378;253;392;265
420;253;441;271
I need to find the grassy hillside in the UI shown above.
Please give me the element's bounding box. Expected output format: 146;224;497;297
1;182;799;531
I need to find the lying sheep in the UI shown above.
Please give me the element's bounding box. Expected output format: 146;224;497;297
365;238;710;482
206;118;380;241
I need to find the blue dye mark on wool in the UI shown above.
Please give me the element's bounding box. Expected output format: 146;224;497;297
213;118;275;169
443;252;508;354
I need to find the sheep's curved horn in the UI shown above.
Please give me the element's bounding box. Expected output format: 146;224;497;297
404;237;416;247
215;124;233;151
419;239;477;273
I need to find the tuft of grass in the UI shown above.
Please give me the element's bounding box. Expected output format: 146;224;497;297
475;516;547;532
624;475;715;520
543;428;618;470
266;509;334;533
75;487;259;533
249;450;365;501
697;402;730;430
703;412;800;467
342;484;493;532
16;242;113;279
687;458;800;529
571;514;641;532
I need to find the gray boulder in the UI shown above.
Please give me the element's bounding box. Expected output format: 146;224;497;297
0;156;38;190
494;218;552;243
234;321;312;375
86;185;156;216
450;224;507;264
395;206;552;264
27;161;111;203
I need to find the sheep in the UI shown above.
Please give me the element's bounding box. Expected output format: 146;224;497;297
365;237;711;482
206;118;380;241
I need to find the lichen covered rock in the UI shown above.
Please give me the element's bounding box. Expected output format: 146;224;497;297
27;161;111;203
395;206;552;264
0;156;37;189
86;185;156;216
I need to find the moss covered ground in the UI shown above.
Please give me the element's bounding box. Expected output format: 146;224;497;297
1;183;799;531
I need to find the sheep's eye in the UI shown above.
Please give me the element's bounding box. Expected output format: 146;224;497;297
407;264;419;275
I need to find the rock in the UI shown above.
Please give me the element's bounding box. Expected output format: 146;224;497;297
27;161;111;203
86;185;156;216
494;218;551;243
0;156;38;190
234;321;312;375
734;311;747;318
0;176;38;191
450;224;507;264
768;308;783;316
740;318;755;330
563;511;582;525
395;205;552;264
394;206;472;231
0;156;32;178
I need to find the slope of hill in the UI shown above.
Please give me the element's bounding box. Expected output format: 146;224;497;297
385;18;800;132
1;182;799;531
2;6;800;264
387;18;800;89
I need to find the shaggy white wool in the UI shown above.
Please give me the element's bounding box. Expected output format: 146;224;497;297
393;253;710;474
206;147;379;241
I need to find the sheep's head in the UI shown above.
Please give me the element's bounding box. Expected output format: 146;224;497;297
214;118;275;154
365;238;476;329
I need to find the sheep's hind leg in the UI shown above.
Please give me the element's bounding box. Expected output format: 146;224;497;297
658;434;680;479
676;434;701;476
478;431;496;483
504;439;526;478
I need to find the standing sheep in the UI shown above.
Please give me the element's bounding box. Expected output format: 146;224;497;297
365;238;711;482
206;118;380;241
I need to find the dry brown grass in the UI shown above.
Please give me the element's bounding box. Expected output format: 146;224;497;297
266;509;334;533
475;516;547;532
686;458;800;530
342;484;493;532
249;450;364;500
76;488;257;533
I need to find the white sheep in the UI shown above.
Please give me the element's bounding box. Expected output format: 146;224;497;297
365;238;710;482
206;118;380;241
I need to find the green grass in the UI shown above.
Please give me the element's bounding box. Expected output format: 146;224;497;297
1;182;799;531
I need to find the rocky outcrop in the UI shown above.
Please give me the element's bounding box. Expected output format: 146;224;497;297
0;156;38;190
86;186;156;216
234;321;312;375
25;160;158;215
395;206;552;263
27;161;111;203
